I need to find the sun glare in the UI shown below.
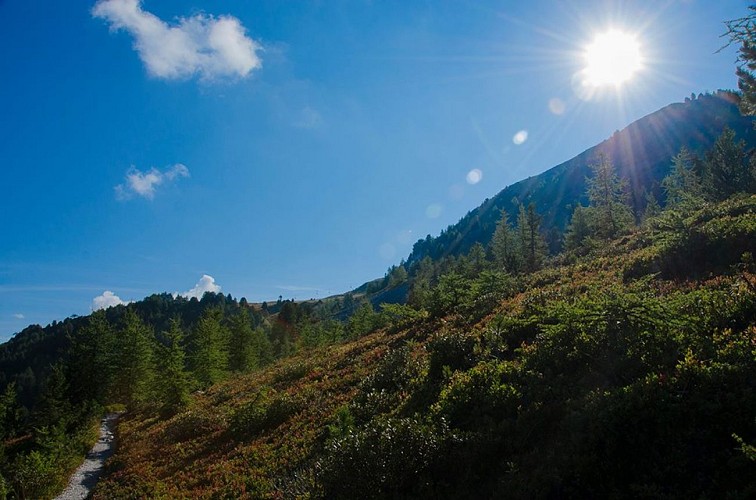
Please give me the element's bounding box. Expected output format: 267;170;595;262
583;30;642;87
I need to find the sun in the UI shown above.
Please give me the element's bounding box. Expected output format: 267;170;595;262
583;30;642;87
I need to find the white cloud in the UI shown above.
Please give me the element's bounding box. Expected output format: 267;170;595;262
115;163;189;200
182;274;221;299
92;0;262;81
92;290;128;310
12;313;25;320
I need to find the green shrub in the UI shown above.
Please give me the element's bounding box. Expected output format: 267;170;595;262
427;331;477;380
432;360;520;430
167;405;227;442
12;450;61;499
319;416;447;498
230;389;301;438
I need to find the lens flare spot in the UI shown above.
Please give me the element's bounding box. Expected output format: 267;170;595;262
548;98;566;115
466;168;483;185
513;130;528;145
425;203;443;219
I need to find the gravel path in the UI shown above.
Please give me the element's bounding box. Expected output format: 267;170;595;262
54;413;121;500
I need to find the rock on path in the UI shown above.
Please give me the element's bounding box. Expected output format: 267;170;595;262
54;412;121;500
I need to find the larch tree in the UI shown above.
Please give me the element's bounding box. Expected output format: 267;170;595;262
585;154;634;240
157;318;190;413
517;202;547;273
190;308;229;388
113;309;155;407
228;308;256;373
490;209;522;273
564;205;591;254
723;6;756;115
702;128;755;200
662;147;704;208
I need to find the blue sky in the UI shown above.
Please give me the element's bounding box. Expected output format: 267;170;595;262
0;0;750;340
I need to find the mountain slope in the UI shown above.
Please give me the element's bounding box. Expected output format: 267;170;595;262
407;91;756;264
93;195;756;499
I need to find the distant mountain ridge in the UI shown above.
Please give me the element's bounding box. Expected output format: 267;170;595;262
406;91;756;265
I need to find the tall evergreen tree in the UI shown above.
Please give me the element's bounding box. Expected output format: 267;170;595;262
490;209;522;273
190;308;228;388
586;154;634;239
564;205;591;254
408;256;435;309
662;147;704;208
30;363;71;429
113;309;156;407
702;128;755;200
517;203;547;273
66;310;113;405
642;190;661;225
157;318;190;413
228;308;256;373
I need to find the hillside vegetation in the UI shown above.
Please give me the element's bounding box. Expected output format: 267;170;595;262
83;126;756;498
93;193;756;498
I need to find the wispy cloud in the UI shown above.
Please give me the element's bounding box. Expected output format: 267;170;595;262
293;106;324;129
182;274;221;299
12;313;24;320
92;0;262;81
92;290;129;310
115;163;189;200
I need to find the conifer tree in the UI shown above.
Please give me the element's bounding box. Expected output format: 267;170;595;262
191;308;229;388
408;256;435;309
490;209;522;273
564;205;591;253
702;128;755;200
723;6;756;115
31;363;71;429
228;308;256;372
157;318;190;413
662;147;704;208
113;309;156;407
517;203;546;273
585;154;634;239
66;309;116;405
462;243;488;278
642;190;661;225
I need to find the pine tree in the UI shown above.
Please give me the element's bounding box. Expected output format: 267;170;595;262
157;318;190;413
30;364;71;429
662;147;704;208
702;128;754;200
462;243;488;278
723;6;756;115
228;308;256;372
564;205;591;253
517;203;547;273
191;308;229;388
585;154;634;239
490;209;522;273
642;190;661;225
408;256;435;309
113;309;156;407
66;309;116;405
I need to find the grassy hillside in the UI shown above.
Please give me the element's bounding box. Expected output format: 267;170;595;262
94;195;756;498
